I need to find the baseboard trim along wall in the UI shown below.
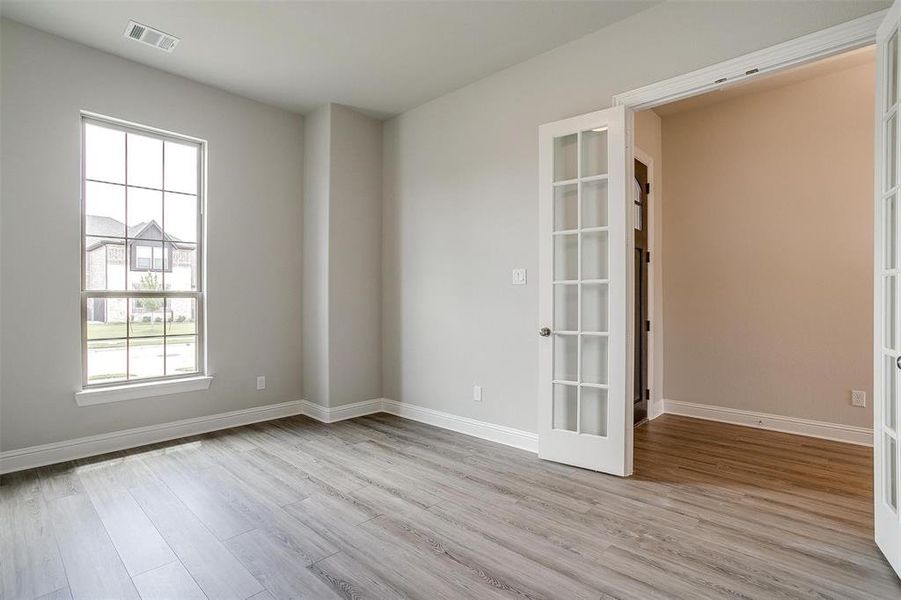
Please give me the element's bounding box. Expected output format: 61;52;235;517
3;395;869;473
662;399;874;446
0;400;305;474
302;398;539;453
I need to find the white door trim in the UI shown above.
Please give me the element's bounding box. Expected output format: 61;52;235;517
613;9;884;111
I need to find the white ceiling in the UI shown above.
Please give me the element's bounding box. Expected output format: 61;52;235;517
1;1;659;119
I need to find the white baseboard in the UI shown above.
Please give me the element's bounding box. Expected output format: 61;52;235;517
0;396;538;474
381;399;538;453
301;398;383;423
0;400;304;474
662;399;873;446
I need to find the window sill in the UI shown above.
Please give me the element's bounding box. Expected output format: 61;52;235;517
75;376;213;406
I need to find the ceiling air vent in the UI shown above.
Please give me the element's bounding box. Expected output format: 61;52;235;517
123;21;179;53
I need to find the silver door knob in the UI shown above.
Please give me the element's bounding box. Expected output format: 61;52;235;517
896;355;901;370
539;327;551;337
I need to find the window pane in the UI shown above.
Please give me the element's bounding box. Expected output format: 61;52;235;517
127;187;163;239
87;339;127;383
582;283;608;333
127;133;162;189
166;335;197;376
581;231;608;280
164;193;198;243
129;337;164;379
581;335;608;385
167;243;197;291
554;334;578;382
85;123;125;184
86;298;127;339
129;298;165;337
164;141;198;194
166;298;196;335
128;244;164;291
582;180;608;228
553;284;578;331
84;182;125;237
554;234;578;281
85;237;126;290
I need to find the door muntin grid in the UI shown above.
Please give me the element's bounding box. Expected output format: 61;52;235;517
552;128;610;438
882;28;901;515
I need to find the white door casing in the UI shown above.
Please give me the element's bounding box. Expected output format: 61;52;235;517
876;0;901;579
538;105;632;476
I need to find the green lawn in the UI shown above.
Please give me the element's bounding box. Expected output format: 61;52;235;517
87;321;196;345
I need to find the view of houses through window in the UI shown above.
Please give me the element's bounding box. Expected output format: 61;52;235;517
82;116;203;385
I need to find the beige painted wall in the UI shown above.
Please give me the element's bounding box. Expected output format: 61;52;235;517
661;59;875;428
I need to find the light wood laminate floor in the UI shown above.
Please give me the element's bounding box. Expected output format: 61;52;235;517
2;413;899;599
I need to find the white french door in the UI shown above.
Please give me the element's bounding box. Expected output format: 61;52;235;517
538;106;631;476
876;0;901;579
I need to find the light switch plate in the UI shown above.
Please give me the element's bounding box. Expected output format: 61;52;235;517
473;385;482;402
257;376;266;391
512;268;527;285
851;390;866;407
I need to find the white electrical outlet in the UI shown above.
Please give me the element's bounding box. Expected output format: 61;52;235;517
512;268;527;285
851;390;866;407
256;376;266;391
473;385;482;402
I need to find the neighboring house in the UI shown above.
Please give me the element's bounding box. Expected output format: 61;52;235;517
85;215;196;323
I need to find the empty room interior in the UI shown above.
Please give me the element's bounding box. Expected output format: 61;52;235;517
3;1;901;599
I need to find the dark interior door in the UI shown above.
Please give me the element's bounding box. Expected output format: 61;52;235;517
633;159;649;425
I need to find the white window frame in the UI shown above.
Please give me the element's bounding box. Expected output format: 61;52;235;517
77;113;209;403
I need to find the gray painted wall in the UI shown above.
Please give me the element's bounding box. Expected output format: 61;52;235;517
328;105;383;407
381;0;887;434
302;105;331;408
302;104;382;408
0;20;305;451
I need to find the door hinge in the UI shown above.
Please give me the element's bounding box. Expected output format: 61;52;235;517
644;388;650;400
645;320;651;332
645;182;651;194
645;251;651;264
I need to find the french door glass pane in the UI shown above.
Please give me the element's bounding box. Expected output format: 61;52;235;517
887;276;897;351
85;182;125;237
887;355;898;432
554;184;578;231
166;335;197;376
581;129;608;177
580;387;608;436
582;283;609;333
582;180;608;228
85;123;125;184
129;337;165;379
889;32;899;109
554;284;578;331
555;234;578;280
554;335;578;382
86;339;127;383
581;231;609;280
85;298;127;339
85;237;126;290
127;133;163;189
553;134;578;182
887;114;897;193
887;434;898;511
553;384;578;432
887;194;898;270
581;335;608;385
